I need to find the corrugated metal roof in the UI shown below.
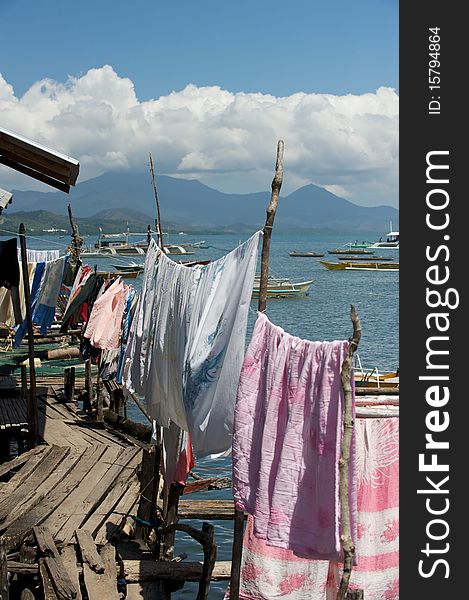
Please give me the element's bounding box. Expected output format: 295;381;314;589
0;127;79;193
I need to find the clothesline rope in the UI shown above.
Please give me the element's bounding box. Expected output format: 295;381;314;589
0;226;67;248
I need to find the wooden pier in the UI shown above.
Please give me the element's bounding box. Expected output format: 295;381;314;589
0;385;236;597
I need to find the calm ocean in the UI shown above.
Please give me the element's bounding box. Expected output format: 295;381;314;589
2;229;399;598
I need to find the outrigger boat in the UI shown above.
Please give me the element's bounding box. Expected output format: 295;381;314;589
320;261;399;271
81;230;202;257
337;255;393;261
252;276;314;298
328;248;374;255
354;355;399;388
349;223;400;249
289;251;325;257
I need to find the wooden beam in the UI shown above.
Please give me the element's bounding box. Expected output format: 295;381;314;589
19;223;39;447
75;529;105;574
0;128;79;184
123;559;232;582
0;157;71;193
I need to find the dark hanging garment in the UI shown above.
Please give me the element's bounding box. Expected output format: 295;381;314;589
0;238;22;324
0;238;20;289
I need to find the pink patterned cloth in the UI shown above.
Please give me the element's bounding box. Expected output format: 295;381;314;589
232;312;355;560
84;278;129;350
326;417;400;600
226;515;329;600
227;416;399;600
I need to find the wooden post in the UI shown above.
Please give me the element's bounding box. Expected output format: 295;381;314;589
84;359;93;414
230;140;284;599
336;305;362;600
0;536;8;599
96;375;103;424
20;365;28;402
135;447;158;541
149;153;165;250
161;482;184;561
228;508;245;600
64;367;70;400
68;367;75;402
197;522;216;600
19;223;38;448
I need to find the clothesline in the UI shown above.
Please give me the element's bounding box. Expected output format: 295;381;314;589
0;226;68;249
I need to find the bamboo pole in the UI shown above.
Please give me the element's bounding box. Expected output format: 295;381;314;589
19;223;38;448
149;153;165;250
336;305;362;600
229;140;284;599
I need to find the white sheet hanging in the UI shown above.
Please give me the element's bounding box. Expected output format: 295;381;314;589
124;231;261;458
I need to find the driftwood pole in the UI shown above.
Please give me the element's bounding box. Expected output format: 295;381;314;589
18;223;38;448
149;153;165;250
337;305;362;600
229;140;284;600
67;204;82;262
257;139;284;313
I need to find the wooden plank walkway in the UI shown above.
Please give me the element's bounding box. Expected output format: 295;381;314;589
0;388;143;554
1;387;237;597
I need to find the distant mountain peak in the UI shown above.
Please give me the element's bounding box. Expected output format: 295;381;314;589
7;171;398;234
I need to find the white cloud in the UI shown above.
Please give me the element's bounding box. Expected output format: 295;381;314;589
0;66;398;207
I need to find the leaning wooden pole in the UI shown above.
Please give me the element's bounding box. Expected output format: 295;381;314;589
257;139;284;313
149;153;165;250
229;140;284;600
336;304;362;600
18;223;38;448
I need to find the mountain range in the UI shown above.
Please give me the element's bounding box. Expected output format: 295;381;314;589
4;171;399;234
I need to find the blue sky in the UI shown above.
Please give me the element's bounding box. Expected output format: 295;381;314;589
0;0;398;206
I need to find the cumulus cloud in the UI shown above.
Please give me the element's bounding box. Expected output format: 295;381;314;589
0;66;398;207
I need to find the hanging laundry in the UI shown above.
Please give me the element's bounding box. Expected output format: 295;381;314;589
325;417;399;600
24;248;60;262
32;256;68;335
161;422;195;486
115;287;136;384
0;238;21;324
13;262;46;347
124;231;261;463
227;414;398;600
224;515;330;600
84;277;129;350
232;311;356;560
60;271;101;332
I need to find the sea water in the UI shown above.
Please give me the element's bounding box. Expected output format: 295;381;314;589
2;230;399;598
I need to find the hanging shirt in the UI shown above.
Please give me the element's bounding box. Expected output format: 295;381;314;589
33;256;68;334
232;311;356;560
13;262;45;347
124;231;261;461
0;238;21;324
84;277;129;350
